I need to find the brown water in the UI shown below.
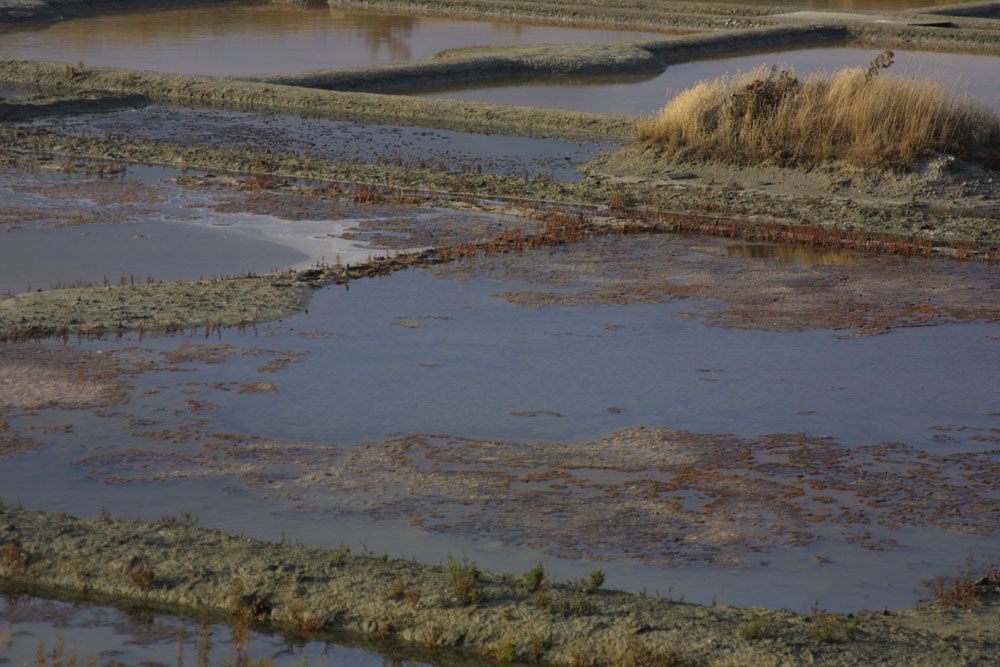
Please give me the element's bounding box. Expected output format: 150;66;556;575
0;1;664;75
727;243;861;266
415;47;1000;115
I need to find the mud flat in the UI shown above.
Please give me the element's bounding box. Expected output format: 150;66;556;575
1;131;998;339
0;273;314;340
5;123;1000;245
1;504;998;666
0;58;637;142
21;103;615;181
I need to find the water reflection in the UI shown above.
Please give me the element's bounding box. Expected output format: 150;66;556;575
0;1;663;75
727;243;860;267
0;593;439;666
417;47;1000;115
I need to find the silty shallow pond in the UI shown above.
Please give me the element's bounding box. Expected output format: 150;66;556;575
0;1;665;75
414;47;1000;115
1;253;998;615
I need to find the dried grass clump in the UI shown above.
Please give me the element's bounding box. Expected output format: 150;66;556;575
637;52;1000;171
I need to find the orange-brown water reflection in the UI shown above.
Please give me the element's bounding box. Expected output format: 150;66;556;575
0;2;665;75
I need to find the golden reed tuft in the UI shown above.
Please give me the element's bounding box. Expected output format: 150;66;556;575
637;54;1000;171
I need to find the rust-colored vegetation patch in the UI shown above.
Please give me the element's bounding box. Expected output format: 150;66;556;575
13;177;166;208
0;170;166;229
73;427;1000;566
439;233;1000;335
160;343;283;365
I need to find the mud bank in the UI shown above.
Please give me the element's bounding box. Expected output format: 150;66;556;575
0;272;312;341
0;0;237;23
1;505;998;665
919;0;1000;18
252;25;848;92
0;90;149;121
0;58;635;142
5;125;1000;246
327;0;1000;34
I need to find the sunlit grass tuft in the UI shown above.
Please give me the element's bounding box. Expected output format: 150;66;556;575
636;51;1000;171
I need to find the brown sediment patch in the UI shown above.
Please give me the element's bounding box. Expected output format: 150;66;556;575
0;275;312;343
436;233;1000;335
73;427;1000;567
160;344;281;366
0;203;158;229
341;209;544;249
198;185;423;220
0;429;41;456
12;176;166;208
0;345;146;410
238;382;278;395
256;356;304;373
390;319;425;329
509;410;562;417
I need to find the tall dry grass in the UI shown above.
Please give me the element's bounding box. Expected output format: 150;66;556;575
637;55;1000;171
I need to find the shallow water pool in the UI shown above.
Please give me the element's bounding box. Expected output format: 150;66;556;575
0;595;430;667
2;250;998;613
0;166;527;293
414;47;1000;115
0;1;665;75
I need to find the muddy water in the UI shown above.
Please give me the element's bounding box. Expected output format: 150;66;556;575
2;259;999;614
415;47;1000;115
0;166;527;293
22;105;613;182
0;1;663;75
0;595;427;667
727;243;861;266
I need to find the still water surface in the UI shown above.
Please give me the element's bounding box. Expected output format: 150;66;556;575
415;47;1000;114
0;1;664;75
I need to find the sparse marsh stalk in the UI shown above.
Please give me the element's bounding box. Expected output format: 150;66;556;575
446;554;482;606
197;621;212;667
523;562;546;592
